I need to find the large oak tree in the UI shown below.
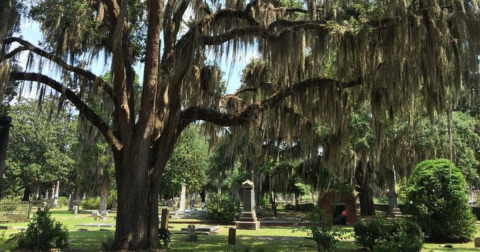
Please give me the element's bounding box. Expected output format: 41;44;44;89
1;0;479;250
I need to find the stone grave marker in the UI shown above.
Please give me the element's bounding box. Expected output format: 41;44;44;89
228;228;236;245
236;180;260;230
184;224;197;242
474;237;480;248
179;182;186;212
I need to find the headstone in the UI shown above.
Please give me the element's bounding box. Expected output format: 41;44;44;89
184;224;197;242
236;180;260;230
197;210;206;218
100;211;108;221
53;181;60;206
35;187;40;200
179;182;186;212
73;206;78;215
474;237;480;248
27;202;33;219
189;196;195;211
228;228;236;245
160;208;169;230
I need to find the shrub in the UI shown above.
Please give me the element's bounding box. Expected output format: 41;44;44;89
354;218;423;252
405;159;477;242
81;197;101;210
304;206;348;252
297;203;315;212
58;197;69;207
101;235;114;251
206;194;240;223
8;208;68;250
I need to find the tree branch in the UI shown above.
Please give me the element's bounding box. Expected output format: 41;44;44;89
199;23;328;46
232;87;258;96
2;37;114;100
178;77;362;130
137;0;162;137
9;72;123;152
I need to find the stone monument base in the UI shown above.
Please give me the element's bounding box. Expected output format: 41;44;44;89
236;221;260;230
389;207;402;218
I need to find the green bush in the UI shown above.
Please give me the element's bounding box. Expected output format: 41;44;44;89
354;218;423;252
405;159;477;242
206;194;240;223
58;197;69;207
304;206;348;252
297;203;315;212
8;208;68;250
81;197;101;210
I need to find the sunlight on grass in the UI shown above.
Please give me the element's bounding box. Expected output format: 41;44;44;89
0;208;478;251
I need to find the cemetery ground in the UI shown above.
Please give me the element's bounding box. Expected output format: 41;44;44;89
0;207;478;251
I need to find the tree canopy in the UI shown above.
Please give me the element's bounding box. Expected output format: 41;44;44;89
1;0;479;250
5;98;76;200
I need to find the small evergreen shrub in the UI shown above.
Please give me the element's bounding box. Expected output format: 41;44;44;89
354;218;423;252
8;208;68;250
206;194;240;223
405;159;477;242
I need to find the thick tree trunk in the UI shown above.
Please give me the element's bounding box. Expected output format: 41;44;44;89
112;152;161;250
355;162;375;216
111;134;175;251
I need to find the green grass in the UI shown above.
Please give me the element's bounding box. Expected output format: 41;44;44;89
0;208;478;251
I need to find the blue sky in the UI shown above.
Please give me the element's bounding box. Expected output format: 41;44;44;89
17;19;251;94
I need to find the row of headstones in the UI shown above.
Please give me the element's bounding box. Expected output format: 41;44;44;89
32;181;61;209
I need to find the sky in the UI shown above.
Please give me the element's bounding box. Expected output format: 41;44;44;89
16;17;255;95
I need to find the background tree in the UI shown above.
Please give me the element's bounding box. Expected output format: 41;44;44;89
160;126;209;200
1;1;479;250
5;98;76;200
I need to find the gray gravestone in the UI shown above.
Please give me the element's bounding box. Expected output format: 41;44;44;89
184;224;197;242
236;180;260;230
474;237;480;248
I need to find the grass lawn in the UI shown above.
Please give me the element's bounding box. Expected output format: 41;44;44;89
0;208;478;251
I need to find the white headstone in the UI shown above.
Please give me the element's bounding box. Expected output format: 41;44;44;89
179;182;186;212
53;181;60;206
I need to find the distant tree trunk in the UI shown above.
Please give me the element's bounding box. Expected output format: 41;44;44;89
269;176;278;217
99;173;110;212
355;162;375;216
0;116;12;200
294;193;299;210
73;186;80;202
22;186;31;201
200;189;206;209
